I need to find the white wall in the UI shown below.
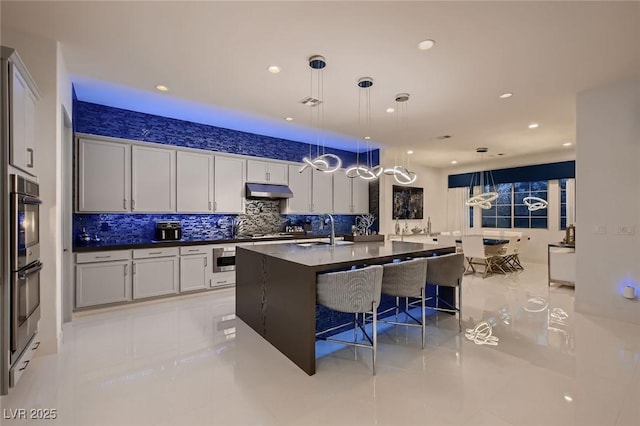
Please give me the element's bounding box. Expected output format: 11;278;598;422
378;150;448;237
2;28;72;355
575;78;640;324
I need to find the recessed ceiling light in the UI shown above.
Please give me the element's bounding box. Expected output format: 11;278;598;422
451;160;458;164
267;65;281;74
499;92;513;99
386;108;395;113
155;84;169;92
563;142;572;147
417;39;436;50
528;123;539;129
364;136;371;140
407;150;414;155
564;395;573;402
284;117;293;121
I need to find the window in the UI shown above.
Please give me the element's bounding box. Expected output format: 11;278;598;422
481;183;513;228
560;178;568;230
481;180;548;229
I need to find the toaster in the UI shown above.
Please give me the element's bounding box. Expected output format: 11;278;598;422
155;221;182;241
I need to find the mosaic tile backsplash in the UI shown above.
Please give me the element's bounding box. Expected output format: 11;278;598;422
73;202;361;248
74;101;380;166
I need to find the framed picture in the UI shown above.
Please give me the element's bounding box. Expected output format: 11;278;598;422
392;185;424;220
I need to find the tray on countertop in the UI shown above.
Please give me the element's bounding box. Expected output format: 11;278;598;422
343;234;385;242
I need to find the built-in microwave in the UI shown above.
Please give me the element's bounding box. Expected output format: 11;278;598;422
213;246;236;272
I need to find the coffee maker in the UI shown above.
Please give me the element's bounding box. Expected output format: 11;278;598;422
156;221;182;241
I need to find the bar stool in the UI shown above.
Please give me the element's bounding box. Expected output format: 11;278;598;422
378;258;429;349
316;265;384;375
425;253;466;331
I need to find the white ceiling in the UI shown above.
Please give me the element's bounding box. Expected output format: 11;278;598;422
3;1;639;168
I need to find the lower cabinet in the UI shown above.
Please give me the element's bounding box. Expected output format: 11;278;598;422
76;260;131;308
180;254;210;292
210;271;235;288
132;248;179;299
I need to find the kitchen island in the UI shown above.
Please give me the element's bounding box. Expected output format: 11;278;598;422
236;240;454;375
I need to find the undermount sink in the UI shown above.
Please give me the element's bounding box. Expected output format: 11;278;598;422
296;241;354;247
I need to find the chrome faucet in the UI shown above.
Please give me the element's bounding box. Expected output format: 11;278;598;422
325;214;335;246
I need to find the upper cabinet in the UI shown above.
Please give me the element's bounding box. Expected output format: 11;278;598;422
177;151;213;213
132;146;176;212
2;47;40;175
351;176;369;214
332;169;370;214
214;156;244;213
285;164;333;214
78;138;131;212
246;159;288;185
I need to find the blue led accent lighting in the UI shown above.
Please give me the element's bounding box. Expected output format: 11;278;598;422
617;275;639;297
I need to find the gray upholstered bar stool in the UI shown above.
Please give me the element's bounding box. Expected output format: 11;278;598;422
316;265;384;374
378;258;429;349
425;252;466;331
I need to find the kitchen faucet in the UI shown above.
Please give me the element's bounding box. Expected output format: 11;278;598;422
324;214;335;246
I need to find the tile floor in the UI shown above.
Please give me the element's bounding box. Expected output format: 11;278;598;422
2;262;639;425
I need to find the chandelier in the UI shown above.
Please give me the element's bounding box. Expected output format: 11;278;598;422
465;147;498;209
384;93;417;185
299;55;342;174
346;77;383;180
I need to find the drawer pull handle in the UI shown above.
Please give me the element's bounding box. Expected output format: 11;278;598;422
216;280;227;284
19;360;30;371
95;256;111;259
148;251;163;255
188;249;199;252
32;342;40;350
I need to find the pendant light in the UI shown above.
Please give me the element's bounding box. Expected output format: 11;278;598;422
523;196;548;211
465;147;498;209
346;77;382;180
384;93;417;185
299;55;342;174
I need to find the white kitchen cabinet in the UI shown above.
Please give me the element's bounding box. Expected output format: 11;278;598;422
312;170;333;213
76;253;132;308
177;151;213;212
132;146;176;212
78;138;131;212
214;156;244;213
247;159;288;185
180;254;210;292
6;50;39;175
352;176;369;214
210;271;235;288
333;170;352;214
287;165;312;213
132;255;179;300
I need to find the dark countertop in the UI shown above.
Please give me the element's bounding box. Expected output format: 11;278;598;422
73;233;333;253
549;242;575;249
238;240;454;268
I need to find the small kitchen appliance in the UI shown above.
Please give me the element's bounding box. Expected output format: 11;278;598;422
155;221;182;241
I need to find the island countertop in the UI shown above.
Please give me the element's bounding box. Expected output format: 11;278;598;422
236;240;455;375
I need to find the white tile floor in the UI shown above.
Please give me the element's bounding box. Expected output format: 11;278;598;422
3;262;640;425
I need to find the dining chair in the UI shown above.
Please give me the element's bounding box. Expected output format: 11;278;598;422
425;252;466;331
437;234;460;252
495;236;520;272
512;234;530;270
461;235;502;278
316;265;384;374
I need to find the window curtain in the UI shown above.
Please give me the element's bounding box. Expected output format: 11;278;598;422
447;187;471;235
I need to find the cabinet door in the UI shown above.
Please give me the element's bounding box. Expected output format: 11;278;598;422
132;146;176;212
78;138;131;212
23;89;36;172
76;261;131;308
332;170;352;214
267;162;288;185
246;160;269;183
10;69;26;170
352;176;370;214
177;151;213;212
180;254;210;292
214;156;244;213
287;164;311;213
132;257;179;299
312;170;333;213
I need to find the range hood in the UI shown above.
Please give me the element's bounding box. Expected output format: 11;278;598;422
246;182;293;199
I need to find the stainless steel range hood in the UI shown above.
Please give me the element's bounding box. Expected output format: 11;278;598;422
245;183;293;199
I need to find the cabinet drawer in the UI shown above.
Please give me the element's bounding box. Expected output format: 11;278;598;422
134;247;179;259
180;246;211;255
76;250;131;264
211;271;235;288
9;334;40;387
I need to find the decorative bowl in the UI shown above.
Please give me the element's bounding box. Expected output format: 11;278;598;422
411;228;422;234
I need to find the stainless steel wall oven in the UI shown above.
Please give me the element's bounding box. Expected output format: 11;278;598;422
9;175;42;369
